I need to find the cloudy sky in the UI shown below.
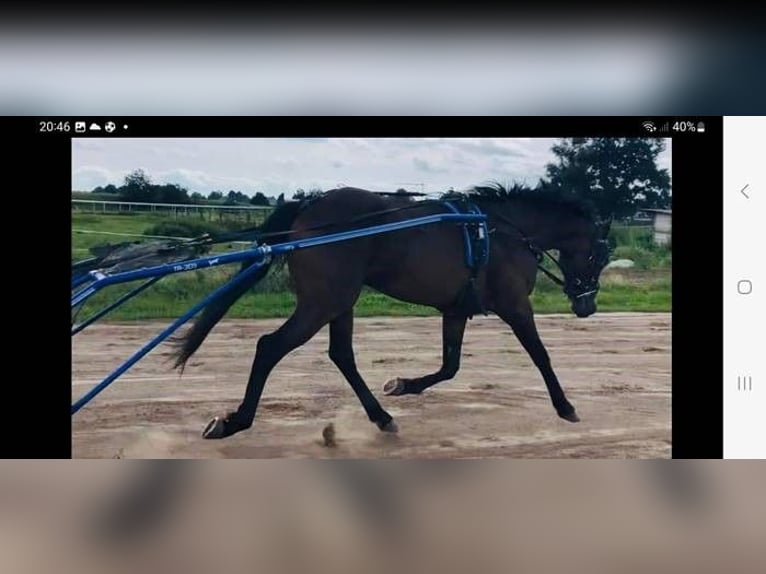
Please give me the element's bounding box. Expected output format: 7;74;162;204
72;137;672;198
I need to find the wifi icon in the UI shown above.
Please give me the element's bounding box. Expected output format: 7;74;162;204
642;121;657;133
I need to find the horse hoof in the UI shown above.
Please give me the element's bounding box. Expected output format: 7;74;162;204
378;419;399;433
559;411;580;423
383;378;406;396
202;417;227;439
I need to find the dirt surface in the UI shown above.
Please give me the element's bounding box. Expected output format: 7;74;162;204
72;313;671;458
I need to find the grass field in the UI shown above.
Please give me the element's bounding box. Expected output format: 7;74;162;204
72;211;671;319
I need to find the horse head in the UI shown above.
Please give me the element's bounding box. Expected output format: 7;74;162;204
558;214;613;318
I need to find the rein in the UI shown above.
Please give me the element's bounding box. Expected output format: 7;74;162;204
77;199;462;272
489;211;608;300
532;249;568;288
230;200;587;298
80;195;598;302
197;200;448;246
530;246;601;300
488;212;568;288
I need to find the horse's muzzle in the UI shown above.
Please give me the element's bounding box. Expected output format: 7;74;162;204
571;294;597;318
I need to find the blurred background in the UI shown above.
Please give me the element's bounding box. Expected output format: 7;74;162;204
1;460;764;573
1;8;764;115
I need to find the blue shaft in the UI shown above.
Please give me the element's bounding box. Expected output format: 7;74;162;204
71;212;486;309
72;276;162;336
71;248;265;307
71;260;266;414
72;285;98;308
72;273;94;290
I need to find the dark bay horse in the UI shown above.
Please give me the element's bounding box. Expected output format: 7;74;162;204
173;184;612;439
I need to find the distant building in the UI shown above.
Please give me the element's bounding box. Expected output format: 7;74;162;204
640;209;672;246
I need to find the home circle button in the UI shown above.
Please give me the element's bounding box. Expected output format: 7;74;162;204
737;280;753;295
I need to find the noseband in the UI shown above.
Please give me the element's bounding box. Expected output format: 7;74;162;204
526;244;601;299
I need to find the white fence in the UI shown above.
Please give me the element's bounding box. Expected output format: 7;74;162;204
72;198;273;223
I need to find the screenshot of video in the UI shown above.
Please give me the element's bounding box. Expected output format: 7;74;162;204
17;116;763;459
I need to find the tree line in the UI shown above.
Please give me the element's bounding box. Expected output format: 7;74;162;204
89;169;278;206
85;138;671;219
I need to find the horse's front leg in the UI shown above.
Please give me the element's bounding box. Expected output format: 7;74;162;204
494;298;579;422
383;311;467;396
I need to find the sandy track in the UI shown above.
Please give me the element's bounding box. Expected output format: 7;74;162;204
72;313;671;458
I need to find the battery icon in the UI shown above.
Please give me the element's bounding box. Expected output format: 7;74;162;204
697;121;706;133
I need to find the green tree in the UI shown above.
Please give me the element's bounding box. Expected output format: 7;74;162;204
544;138;671;219
121;169;154;203
208;191;223;201
154;183;190;204
249;192;270;206
225;190;249;205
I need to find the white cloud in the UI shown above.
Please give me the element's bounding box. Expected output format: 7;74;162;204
72;137;672;198
413;157;450;174
72;166;128;190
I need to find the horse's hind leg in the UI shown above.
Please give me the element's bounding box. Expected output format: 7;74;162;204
203;303;332;439
328;310;397;432
494;299;579;422
383;311;467;396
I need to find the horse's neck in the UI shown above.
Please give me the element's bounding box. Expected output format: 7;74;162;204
491;202;568;250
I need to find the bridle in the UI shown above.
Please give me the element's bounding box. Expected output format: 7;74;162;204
491;212;611;300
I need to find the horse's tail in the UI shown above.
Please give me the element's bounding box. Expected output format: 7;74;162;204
172;200;307;371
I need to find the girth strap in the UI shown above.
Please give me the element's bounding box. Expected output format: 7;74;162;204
442;200;490;273
442;200;491;318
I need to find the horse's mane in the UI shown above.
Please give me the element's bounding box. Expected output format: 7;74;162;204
289;183;597;222
443;182;597;222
